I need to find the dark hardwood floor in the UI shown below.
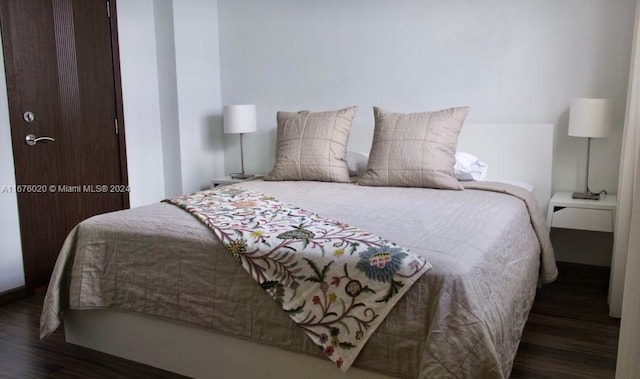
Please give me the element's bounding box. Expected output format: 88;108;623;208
511;263;620;378
0;290;187;379
0;262;619;379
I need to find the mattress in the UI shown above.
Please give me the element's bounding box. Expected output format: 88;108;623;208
41;180;556;379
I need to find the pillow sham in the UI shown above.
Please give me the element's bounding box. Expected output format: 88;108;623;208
265;106;357;182
358;106;470;189
454;151;488;181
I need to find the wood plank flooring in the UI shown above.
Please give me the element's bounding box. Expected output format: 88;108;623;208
511;263;620;378
0;291;187;379
0;262;619;378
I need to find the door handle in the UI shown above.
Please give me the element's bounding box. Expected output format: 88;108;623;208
25;134;55;146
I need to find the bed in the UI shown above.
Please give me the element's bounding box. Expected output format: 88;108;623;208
41;117;556;379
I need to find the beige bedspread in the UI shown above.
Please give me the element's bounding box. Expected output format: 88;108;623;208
41;180;556;379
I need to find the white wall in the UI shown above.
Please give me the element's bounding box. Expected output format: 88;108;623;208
217;0;635;195
117;0;167;207
173;0;226;194
0;33;25;293
118;0;225;202
154;0;183;199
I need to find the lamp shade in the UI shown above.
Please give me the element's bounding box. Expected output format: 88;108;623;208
568;98;613;138
223;104;257;134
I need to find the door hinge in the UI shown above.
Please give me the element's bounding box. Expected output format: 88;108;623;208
115;118;119;135
107;1;111;18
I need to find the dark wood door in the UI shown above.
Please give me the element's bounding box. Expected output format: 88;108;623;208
0;0;128;290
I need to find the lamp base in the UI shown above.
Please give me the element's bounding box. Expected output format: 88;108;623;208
571;191;601;200
230;173;254;180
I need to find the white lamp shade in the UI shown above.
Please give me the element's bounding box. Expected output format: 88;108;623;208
223;104;257;134
568;98;613;138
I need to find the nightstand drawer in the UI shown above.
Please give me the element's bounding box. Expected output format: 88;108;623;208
550;207;613;232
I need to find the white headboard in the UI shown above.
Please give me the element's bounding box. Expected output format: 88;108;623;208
348;123;555;214
457;124;554;213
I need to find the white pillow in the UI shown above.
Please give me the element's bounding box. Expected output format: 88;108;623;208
346;151;369;177
454;152;488;181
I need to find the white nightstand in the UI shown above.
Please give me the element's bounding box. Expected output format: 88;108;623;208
546;192;617;232
547;191;618;310
211;175;262;188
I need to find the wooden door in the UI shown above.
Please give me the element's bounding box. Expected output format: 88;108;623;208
0;0;129;290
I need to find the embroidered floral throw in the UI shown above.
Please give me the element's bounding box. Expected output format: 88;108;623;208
168;186;431;371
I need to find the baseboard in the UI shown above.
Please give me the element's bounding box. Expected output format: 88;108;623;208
0;286;28;306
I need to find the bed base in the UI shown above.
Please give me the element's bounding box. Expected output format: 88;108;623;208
65;309;394;379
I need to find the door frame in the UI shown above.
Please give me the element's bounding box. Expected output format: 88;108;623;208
108;0;130;209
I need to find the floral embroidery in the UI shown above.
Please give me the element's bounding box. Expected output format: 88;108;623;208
357;246;407;283
277;226;315;241
231;200;258;208
345;280;362;297
168;187;431;371
226;239;247;262
325;346;335;357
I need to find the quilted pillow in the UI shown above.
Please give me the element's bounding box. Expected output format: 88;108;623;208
358;106;469;190
265;106;357;182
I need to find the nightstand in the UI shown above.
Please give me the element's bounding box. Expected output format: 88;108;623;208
546;192;617;232
547;191;617;311
211;175;262;188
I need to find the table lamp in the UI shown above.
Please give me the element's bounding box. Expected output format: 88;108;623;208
568;98;613;200
224;104;257;179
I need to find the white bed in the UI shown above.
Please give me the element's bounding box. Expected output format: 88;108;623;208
45;123;555;379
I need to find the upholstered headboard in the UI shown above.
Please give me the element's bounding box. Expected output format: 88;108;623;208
348;123;555;213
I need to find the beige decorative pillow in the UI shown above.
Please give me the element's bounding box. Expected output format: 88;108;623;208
358;106;469;190
265;106;358;182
